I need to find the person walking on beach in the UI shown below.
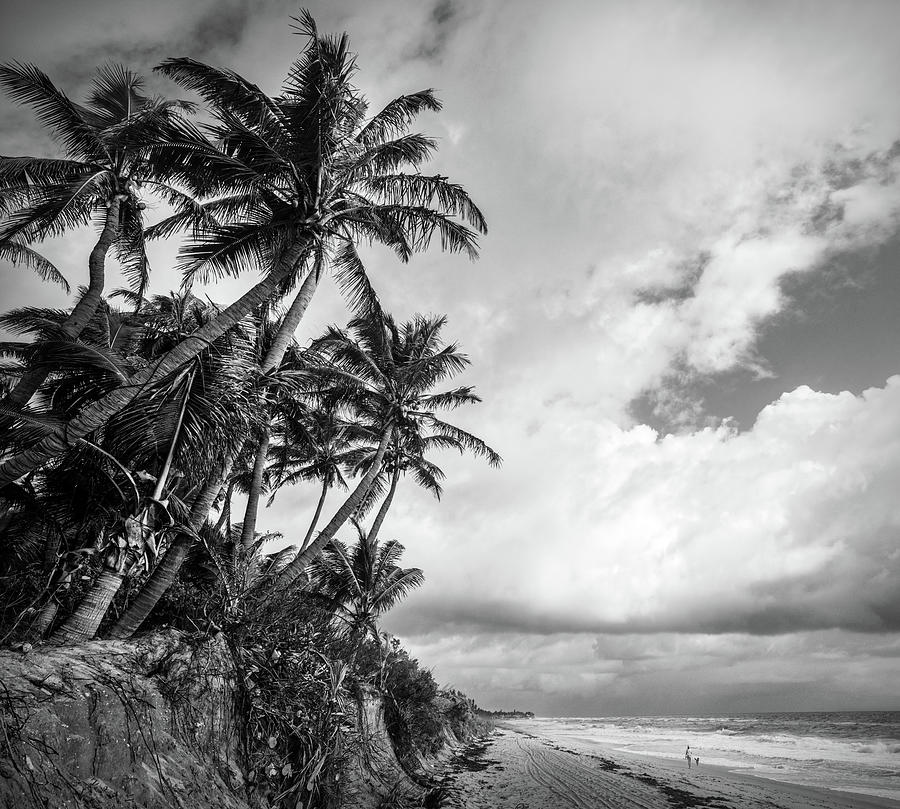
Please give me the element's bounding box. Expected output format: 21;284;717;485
685;745;692;768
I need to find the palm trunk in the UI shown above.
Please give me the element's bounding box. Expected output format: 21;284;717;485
50;567;125;644
239;430;270;549
42;355;192;643
299;480;329;553
0;196;124;415
238;267;321;548
106;444;242;639
214;478;237;533
0;245;306;489
142;381;191;566
274;425;393;591
30;600;58;638
152;379;191;502
367;464;399;545
261;263;321;373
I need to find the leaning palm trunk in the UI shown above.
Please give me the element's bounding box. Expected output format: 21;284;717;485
51;514;148;643
50;568;125;644
29;599;58;638
142;378;191;565
106;443;242;639
43;344;192;643
367;464;399;545
263;262;321;372
214;478;236;533
108;267;320;636
1;196;124;415
299;479;329;553
0;245;307;489
239;431;270;549
239;267;321;549
273;424;393;591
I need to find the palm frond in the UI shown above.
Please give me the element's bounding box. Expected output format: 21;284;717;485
0;156;94;190
177;218;275;281
87;63;147;119
0;62;103;158
348;133;437;177
155;57;286;133
356;90;441;145
0;238;69;291
366;174;487;233
0;305;69;336
330;239;382;316
0;172;109;242
115;197;150;298
426;417;502;467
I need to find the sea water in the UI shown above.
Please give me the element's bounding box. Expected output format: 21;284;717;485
523;712;900;802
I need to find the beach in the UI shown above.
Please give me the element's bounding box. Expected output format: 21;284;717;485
438;725;900;809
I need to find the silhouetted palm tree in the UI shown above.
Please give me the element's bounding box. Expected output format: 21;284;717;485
0;63;193;414
310;521;423;652
0;12;485;491
273;310;500;591
267;402;358;553
44;292;256;642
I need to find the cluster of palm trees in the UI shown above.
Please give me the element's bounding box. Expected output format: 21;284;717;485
0;12;499;651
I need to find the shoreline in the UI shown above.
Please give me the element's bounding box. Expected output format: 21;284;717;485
436;725;900;809
622;747;900;809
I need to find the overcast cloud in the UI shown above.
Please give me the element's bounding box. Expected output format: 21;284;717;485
2;0;900;714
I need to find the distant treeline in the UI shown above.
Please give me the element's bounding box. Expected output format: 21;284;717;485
477;708;535;718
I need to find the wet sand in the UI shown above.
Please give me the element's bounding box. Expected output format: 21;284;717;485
437;726;900;809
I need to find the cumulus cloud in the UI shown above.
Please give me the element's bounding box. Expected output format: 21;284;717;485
385;378;900;644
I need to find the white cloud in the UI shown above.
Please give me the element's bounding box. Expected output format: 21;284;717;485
384;377;900;643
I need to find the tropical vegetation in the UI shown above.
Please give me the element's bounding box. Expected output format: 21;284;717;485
0;11;498;808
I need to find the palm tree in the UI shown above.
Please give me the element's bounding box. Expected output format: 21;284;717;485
310;521;424;653
43;292;256;642
272;310;500;591
106;443;242;639
267;402;358;554
108;304;318;641
0;12;484;491
0;63;194;415
65;15;485;638
0;299;146;641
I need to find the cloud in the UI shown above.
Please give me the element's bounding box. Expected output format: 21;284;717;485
554;140;900;421
402;628;900;714
382;377;900;646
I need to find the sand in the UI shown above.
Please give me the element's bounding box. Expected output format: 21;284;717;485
436;725;900;809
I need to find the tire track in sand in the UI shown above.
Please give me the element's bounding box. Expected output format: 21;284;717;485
519;736;660;809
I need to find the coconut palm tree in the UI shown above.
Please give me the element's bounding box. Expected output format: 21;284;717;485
0;63;194;415
42;292;257;642
107;304;319;641
272;310;500;591
0;299;146;641
267;402;359;554
310;521;423;652
0;12;484;491
70;19;486;639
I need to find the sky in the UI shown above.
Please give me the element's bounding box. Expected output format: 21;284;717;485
2;0;900;715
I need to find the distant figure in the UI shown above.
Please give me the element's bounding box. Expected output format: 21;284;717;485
695;756;700;767
685;745;691;768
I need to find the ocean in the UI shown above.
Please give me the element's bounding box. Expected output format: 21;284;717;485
523;712;900;802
